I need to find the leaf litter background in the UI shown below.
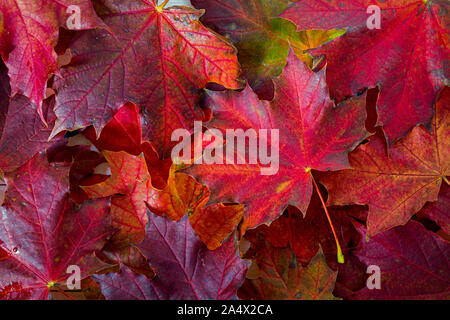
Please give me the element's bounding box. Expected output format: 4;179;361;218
0;0;448;300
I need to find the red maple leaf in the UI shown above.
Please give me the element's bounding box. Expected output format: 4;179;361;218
81;150;152;246
246;194;368;298
350;220;450;299
188;51;369;232
52;0;242;155
0;95;63;173
239;241;339;300
318;88;449;236
0;0;105;118
282;0;448;143
84;101;171;189
0;154;112;300
93;214;248;300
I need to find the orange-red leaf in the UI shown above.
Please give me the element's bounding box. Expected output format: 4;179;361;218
188;51;369;232
318;88;449;236
82;151;152;245
148;171;244;250
84;102;171;189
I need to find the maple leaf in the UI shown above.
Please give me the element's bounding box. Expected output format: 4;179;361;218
84;101;171;189
189;202;244;250
82;150;152;246
418;183;449;235
192;0;344;99
239;243;339;300
93;214;248;300
350;221;450;299
0;153;112;300
148;170;244;249
282;0;449;143
0;95;63;173
260;199;366;268
318;87;449;236
52;0;242;155
187;51;369;232
148;170;210;221
249;195;368;298
0;0;105;118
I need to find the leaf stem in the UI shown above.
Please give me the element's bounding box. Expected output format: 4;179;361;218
308;170;344;264
443;176;449;185
157;0;170;10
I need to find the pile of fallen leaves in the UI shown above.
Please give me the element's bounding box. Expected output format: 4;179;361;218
0;0;448;300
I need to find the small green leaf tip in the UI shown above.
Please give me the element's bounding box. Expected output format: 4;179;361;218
337;246;345;264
